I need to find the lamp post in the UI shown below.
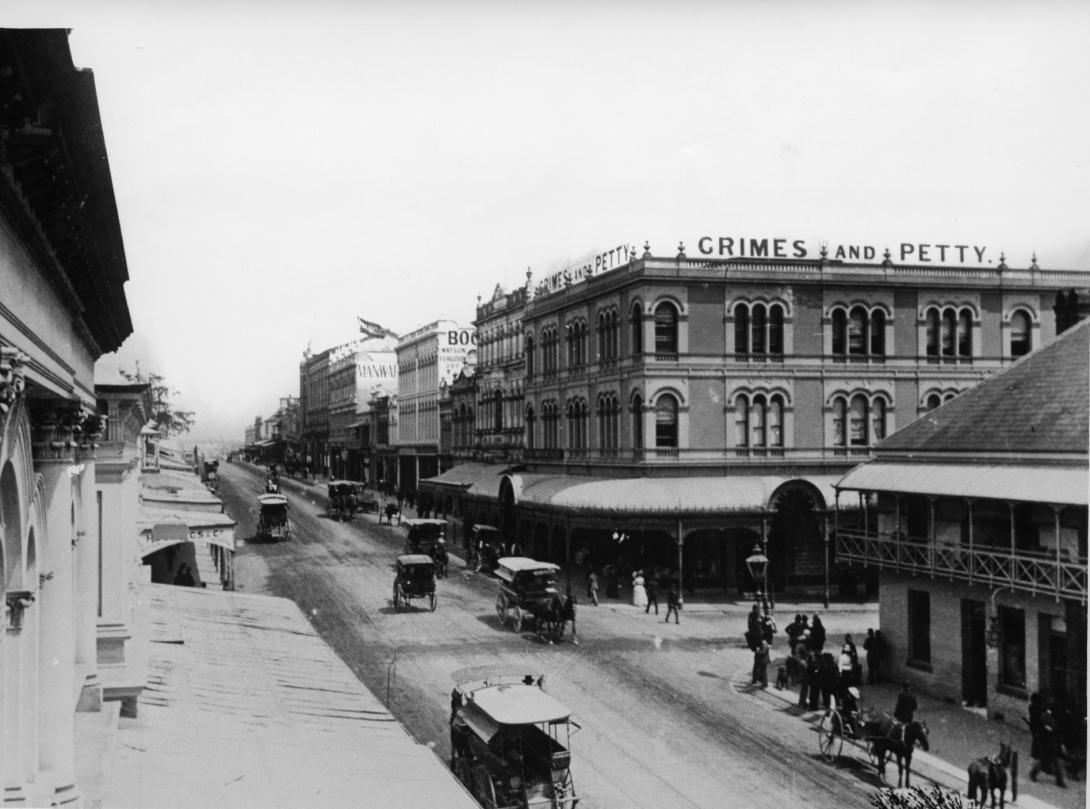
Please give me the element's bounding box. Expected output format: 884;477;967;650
744;543;770;617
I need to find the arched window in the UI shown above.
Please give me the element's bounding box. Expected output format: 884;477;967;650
769;395;784;447
870;310;886;356
925;309;940;357
525;335;535;376
566;401;577;449
655;394;679;448
751;304;767;354
942;309;957;357
848;307;867;355
493;390;503;432
631;303;644;355
609;311;619;358
871;398;886;443
654;302;678;355
849;394;868;446
769;305;784;355
631;393;644;449
609;395;619;450
735;396;749;447
1011;310;1032;357
832;309;847;355
832;397;847;447
525;405;535;449
735;304;750;354
597;312;607;360
925;393;943;412
750;394;767;447
957;311;972;357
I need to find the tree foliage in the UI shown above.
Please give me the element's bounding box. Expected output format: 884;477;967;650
118;365;195;437
870;787;966;809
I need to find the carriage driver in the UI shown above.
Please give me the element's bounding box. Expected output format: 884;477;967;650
839;686;861;736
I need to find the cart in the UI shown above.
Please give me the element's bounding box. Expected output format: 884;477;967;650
402;518;446;555
494;557;566;641
471;524;504;573
450;674;579;809
256;493;291;542
392;554;437;612
817;704;884;765
327;480;366;522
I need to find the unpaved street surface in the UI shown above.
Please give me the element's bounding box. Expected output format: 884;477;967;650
222;463;877;809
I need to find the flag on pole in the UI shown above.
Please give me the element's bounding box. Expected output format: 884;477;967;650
358;317;396;339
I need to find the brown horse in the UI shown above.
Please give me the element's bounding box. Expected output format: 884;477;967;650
864;713;930;787
968;741;1016;809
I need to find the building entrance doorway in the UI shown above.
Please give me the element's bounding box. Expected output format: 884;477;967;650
961;599;987;707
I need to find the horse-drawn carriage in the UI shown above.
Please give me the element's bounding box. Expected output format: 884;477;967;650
817;698;930;787
494;558;572;643
256;493;291;542
392;554;437;612
201;460;219;494
327;480;367;522
402;518;446;555
450;674;579;809
471;524;505;573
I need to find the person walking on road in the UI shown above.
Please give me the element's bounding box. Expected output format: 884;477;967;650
864;628;883;684
586;570;600;606
893;682;918;724
632;570;648;608
1030;708;1066;787
644;574;659;615
808;614;826;654
1025;692;1044;761
806;653;822;710
797;651;814;708
664;584;681;624
752;640;771;688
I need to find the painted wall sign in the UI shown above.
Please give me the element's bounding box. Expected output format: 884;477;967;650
695;236;991;265
536;243;632;297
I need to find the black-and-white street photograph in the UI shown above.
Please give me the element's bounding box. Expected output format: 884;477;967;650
0;3;1087;808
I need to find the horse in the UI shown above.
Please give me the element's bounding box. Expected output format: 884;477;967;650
863;712;930;787
968;741;1015;809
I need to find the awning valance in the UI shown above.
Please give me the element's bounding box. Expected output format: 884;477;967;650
420;463;510;498
137;507;237;556
836;461;1089;507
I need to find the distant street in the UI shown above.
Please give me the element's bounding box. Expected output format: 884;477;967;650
220;462;876;809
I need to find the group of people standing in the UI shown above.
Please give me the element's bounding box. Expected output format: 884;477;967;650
1026;692;1070;787
585;568;682;623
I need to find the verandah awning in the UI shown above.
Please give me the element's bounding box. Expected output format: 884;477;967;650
419;462;510;499
836;461;1089;506
137;506;237;557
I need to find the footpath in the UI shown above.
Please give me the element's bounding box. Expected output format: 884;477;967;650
260;467;1084;809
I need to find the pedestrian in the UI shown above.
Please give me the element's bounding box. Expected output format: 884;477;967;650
808;614;826;654
864;628;881;685
586;570;600;606
893;682;918;724
664;584;681;624
785;614;803;647
632;570;648;609
818;652;839;709
798;651;813;708
1024;692;1043;761
752;640;771;688
563;591;578;645
1030;708;1066;787
838;643;854;686
806;653;822;710
644;574;659;615
747;604;762;651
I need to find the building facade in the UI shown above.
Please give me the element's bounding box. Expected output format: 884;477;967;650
425;244;1089;596
394;321;476;493
299;348;331;476
1;30;135;806
835;316;1088;740
328;336;398;481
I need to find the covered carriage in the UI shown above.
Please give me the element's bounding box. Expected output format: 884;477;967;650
327;480;367;522
256;493;291;542
392;554;437;611
494;558;568;642
450;674;579;809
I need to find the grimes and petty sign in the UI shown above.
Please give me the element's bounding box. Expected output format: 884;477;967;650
695;236;991;264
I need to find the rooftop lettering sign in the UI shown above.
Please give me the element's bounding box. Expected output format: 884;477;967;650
696;236;991;264
535;243;633;297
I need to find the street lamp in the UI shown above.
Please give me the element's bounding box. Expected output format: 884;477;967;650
744;543;770;616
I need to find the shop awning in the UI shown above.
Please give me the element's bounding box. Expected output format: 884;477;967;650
836;461;1089;506
507;473;849;515
420;463;510;498
136;507;237;557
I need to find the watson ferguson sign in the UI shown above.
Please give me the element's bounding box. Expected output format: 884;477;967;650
695;235;991;264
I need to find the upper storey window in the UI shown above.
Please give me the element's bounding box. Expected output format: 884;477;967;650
1010;310;1032;357
566;318;588;369
654;302;678;357
734;302;785;358
597;308;619;361
831;305;886;359
524;334;535;377
923;306;974;362
631;302;644;355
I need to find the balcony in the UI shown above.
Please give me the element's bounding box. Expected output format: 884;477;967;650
836;528;1088;601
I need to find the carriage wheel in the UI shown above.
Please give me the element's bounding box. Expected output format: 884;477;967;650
474;765;498;809
818;710;844;762
554;769;576;807
512;606;524;632
452;758;474;795
429;592;437;611
495;594;507;625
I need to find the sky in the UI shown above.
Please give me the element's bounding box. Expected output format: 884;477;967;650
5;1;1090;443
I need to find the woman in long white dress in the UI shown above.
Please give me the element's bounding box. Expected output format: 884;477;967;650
632;571;648;608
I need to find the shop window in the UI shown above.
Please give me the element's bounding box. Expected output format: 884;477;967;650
999;606;1026;692
907;589;931;668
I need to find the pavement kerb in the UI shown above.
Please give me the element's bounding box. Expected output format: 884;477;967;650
729;662;1063;809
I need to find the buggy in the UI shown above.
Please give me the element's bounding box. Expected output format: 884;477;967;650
327;480;366;522
392;554;437;612
450;674;579;809
256;493;291;541
472;524;505;573
402;518;446;555
494;558;567;641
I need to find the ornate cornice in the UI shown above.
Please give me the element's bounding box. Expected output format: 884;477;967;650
0;347;28;433
30;399;103;463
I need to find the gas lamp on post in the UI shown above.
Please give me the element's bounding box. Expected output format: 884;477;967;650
745;543;770;617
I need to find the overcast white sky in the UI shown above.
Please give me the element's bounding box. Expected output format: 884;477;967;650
5;1;1090;442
